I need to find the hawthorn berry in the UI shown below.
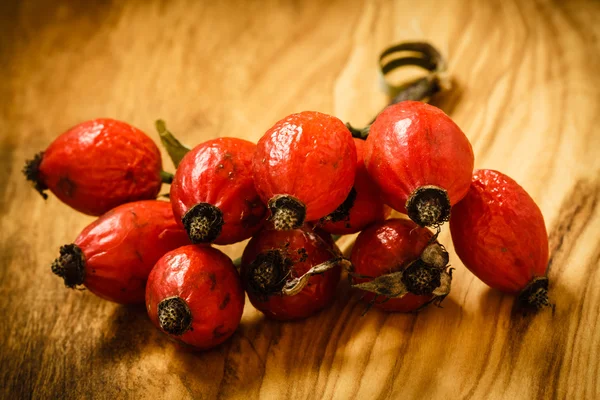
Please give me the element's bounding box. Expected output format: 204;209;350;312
320;138;391;234
51;200;190;304
170;137;267;245
350;218;452;312
364;101;474;227
450;169;550;310
146;245;245;350
253;111;357;230
23;119;167;216
240;226;345;320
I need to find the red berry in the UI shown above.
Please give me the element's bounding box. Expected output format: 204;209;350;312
146;245;245;350
51;200;190;304
320;138;391;234
253;111;357;230
350;218;452;312
240;226;344;320
170;137;267;245
450;169;549;310
23;119;164;216
364;101;474;227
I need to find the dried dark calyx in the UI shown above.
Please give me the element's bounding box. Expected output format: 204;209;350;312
321;188;357;224
401;259;442;295
406;185;451;227
22;152;49;199
157;297;192;335
268;195;306;231
182;202;224;243
244;250;290;301
517;276;550;311
51;243;86;288
420;242;449;269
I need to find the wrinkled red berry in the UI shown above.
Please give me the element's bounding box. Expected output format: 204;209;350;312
351;218;452;312
146;245;245;350
170;137;266;245
240;226;343;320
321;138;391;234
253;111;357;230
51;200;190;304
23;119;164;216
450;169;549;310
364;101;474;227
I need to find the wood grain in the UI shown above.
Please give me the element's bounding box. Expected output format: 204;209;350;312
1;0;600;399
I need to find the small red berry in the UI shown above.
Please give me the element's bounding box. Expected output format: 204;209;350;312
51;200;190;304
450;169;550;310
320;138;391;234
146;245;245;350
240;226;344;320
23;119;164;216
253;111;357;230
170;137;267;245
364;101;474;227
350;218;452;312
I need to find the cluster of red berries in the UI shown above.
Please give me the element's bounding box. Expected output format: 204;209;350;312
25;101;550;351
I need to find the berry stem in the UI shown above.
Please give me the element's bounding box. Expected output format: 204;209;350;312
346;41;449;139
51;244;86;288
155;119;191;168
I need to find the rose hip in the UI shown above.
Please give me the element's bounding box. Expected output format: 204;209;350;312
450;169;550;310
170;137;267;245
320;138;391;234
240;226;345;320
253;111;357;230
23;119;166;216
50;200;190;304
146;245;245;350
364;101;474;227
350;218;452;312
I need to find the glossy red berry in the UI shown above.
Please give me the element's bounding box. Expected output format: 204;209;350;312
350;218;452;312
450;169;549;310
240;226;344;320
253;111;357;230
51;200;190;304
146;245;245;350
170;137;267;245
321;138;391;234
23;118;164;216
364;101;474;227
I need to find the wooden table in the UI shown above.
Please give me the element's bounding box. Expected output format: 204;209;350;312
2;0;599;399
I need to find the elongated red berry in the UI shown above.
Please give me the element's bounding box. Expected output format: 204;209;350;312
364;101;474;227
170;137;267;245
240;226;344;320
253;111;357;230
146;245;245;350
51;200;190;304
351;218;452;312
450;169;549;310
23;119;165;216
321;138;391;234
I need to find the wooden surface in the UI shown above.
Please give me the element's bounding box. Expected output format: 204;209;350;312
1;0;600;399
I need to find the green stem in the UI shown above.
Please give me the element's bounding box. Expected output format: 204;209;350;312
160;170;174;184
155;119;192;168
